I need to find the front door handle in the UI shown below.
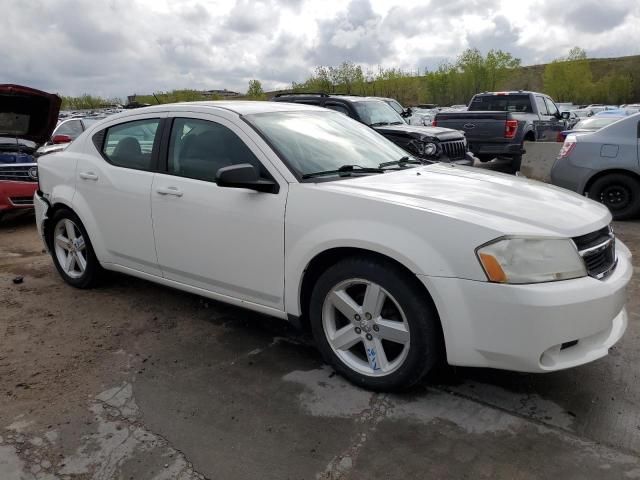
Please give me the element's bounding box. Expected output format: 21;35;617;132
79;171;98;181
156;186;183;197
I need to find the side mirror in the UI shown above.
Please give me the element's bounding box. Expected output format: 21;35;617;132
52;134;73;144
402;107;412;117
216;163;278;193
561;111;571;120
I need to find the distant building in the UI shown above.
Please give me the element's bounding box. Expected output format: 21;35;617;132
203;89;241;98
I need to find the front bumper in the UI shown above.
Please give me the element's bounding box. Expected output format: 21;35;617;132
419;239;632;372
0;181;38;212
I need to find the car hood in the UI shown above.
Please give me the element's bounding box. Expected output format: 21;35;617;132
319;164;611;237
0;84;61;144
373;123;464;142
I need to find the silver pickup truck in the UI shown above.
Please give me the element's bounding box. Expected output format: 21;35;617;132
434;91;570;171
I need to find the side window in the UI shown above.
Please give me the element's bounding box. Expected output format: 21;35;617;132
325;103;350;116
55;120;83;138
535;96;549;115
387;100;404;115
102;118;160;171
544;98;559;117
168;118;266;182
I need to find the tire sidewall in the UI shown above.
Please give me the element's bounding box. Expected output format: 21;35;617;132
48;209;100;288
590;174;640;220
309;257;440;391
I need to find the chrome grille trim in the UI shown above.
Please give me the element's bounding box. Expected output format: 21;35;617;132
573;226;617;280
0;163;38;182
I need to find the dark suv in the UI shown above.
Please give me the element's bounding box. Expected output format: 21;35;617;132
272;93;475;165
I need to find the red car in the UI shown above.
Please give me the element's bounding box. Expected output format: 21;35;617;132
0;85;61;219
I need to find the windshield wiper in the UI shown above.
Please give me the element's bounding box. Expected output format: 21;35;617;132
301;164;385;179
378;156;425;169
389;121;404;125
369;122;391;127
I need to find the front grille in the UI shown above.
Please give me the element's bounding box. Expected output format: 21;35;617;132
9;196;34;206
440;140;467;160
0;164;38;182
573;226;617;280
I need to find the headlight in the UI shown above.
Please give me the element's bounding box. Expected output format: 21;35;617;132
476;237;587;284
423;143;437;156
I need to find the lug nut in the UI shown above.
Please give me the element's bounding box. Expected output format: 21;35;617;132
373;325;379;332
354;314;361;321
355;327;362;334
366;333;373;341
365;312;372;320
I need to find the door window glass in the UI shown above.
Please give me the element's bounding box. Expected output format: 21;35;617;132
102;118;160;171
168;118;265;182
544;98;559;117
55;120;83;138
535;96;549;115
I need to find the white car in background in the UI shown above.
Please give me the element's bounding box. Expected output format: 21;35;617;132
34;101;632;390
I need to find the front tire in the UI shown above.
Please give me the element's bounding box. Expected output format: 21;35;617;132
309;256;441;391
48;209;103;288
589;174;640;220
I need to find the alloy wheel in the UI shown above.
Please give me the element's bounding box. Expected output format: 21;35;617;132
322;278;411;376
53;218;88;279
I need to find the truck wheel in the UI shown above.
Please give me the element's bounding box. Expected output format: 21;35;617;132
48;208;103;288
588;174;640;220
309;256;441;391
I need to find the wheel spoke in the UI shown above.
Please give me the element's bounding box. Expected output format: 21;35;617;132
364;337;388;372
376;318;410;344
64;219;77;240
329;290;361;320
362;283;386;319
330;324;361;351
74;251;87;273
55;234;72;251
64;252;75;272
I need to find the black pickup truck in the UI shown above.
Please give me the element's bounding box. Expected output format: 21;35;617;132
273;93;476;165
434;91;570;171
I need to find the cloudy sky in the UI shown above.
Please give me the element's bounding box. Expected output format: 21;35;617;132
2;0;639;99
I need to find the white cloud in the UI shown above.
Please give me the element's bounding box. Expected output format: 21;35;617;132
0;0;638;98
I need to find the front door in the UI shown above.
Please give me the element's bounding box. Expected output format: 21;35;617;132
150;114;287;310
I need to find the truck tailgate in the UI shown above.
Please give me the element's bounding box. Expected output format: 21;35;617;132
435;111;508;141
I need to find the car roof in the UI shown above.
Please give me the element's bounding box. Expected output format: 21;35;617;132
111;100;328;118
273;94;386;104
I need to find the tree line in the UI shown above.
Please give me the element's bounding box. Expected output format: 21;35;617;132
289;47;637;106
58;47;638;110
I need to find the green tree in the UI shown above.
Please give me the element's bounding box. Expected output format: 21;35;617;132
246;80;266;100
543;47;593;103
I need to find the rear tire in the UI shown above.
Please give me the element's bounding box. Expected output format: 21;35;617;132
588;174;640;220
309;256;441;391
48;208;103;288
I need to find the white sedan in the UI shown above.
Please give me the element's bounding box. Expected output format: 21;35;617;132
34;101;632;391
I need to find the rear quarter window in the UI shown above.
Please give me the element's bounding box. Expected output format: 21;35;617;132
469;95;533;113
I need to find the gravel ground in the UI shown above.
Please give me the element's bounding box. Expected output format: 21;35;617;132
0;208;638;480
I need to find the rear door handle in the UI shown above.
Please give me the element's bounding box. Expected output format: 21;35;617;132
79;171;98;181
156;186;183;197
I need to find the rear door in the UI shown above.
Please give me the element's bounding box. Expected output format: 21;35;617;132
533;96;564;141
74;113;165;275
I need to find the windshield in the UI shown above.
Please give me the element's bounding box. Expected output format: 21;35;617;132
246;111;413;179
573;117;620;130
353;101;405;126
468;94;533;113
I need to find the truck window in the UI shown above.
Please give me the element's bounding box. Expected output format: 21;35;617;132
535;96;549;115
544;98;559;117
468;94;533;113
